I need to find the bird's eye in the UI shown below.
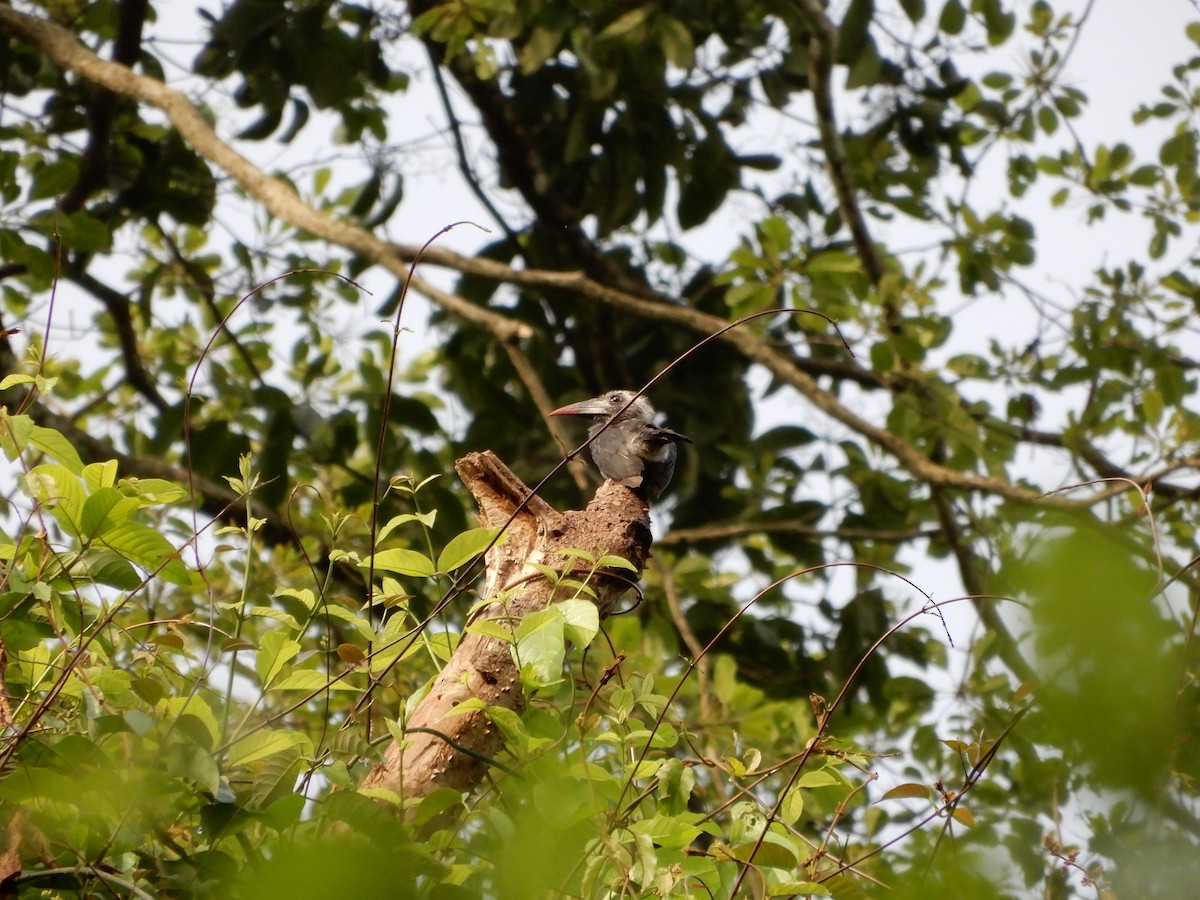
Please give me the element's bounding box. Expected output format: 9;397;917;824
608;394;621;403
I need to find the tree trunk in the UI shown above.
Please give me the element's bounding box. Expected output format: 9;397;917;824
360;451;652;799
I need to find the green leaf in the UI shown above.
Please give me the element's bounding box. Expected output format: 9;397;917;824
227;729;314;766
81;550;141;589
259;793;306;832
0;230;56;281
318;604;377;643
362;548;436;577
950;806;976;827
768;883;831;897
628;815;705;850
370;614;425;674
29;424;85;474
24;464;86;533
250;756;308;810
780;786;805;824
555;598;599;648
519;25;562;74
838;0;874;55
898;0;926;23
269;670;361;692
482;704;529;747
274;587;319;611
1037;105;1058;135
880;782;934;801
33;210;111;252
465;619;514;642
413;788;467;828
121;477;187;505
0;373;35;391
796;770;839;788
247;606;303;632
597;554;638;572
376;511;436;544
806;252;862;274
98;520;189;585
599;6;651;42
1142;388;1163;426
939;0;965;33
513;607;566;690
979;0;1016;45
82;460;118;493
80;487;139;539
725;282;778;318
437;527;502;572
160;695;221;750
176;744;221;794
844;37;883;88
29;159;80;201
256;630;302;689
659;15;694;68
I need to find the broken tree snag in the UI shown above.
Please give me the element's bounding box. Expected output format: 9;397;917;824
359;451;652;802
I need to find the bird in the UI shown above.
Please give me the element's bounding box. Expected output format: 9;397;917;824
549;390;691;497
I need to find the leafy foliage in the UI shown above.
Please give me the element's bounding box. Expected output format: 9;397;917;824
1;0;1199;896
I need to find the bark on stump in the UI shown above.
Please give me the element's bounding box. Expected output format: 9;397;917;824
360;451;652;799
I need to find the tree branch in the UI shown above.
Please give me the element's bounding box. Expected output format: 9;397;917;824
408;0;653;299
0;6;526;349
360;451;650;800
426;45;521;245
0;6;1101;511
58;0;149;214
790;0;889;291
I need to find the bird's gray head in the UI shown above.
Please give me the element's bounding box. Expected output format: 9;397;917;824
550;390;689;497
548;390;656;423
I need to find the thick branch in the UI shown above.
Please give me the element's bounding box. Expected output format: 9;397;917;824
791;0;888;290
0;6;526;348
59;0;149;214
426;46;521;245
929;486;1033;681
410;0;652;298
360;452;650;799
0;7;1091;510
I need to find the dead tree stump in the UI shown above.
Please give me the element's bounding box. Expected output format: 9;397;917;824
360;451;652;800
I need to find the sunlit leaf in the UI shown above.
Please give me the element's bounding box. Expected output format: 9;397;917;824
555;598;599;648
437;527;502;572
950;806;976;827
512;607;565;690
796;770;839;789
362;548;436;577
880;782;934;801
270;670;361;692
256;631;301;689
227;729;314;766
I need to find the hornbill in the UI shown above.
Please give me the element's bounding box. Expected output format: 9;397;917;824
550;390;691;498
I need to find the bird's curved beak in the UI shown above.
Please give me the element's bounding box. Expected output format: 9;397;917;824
549;398;609;417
